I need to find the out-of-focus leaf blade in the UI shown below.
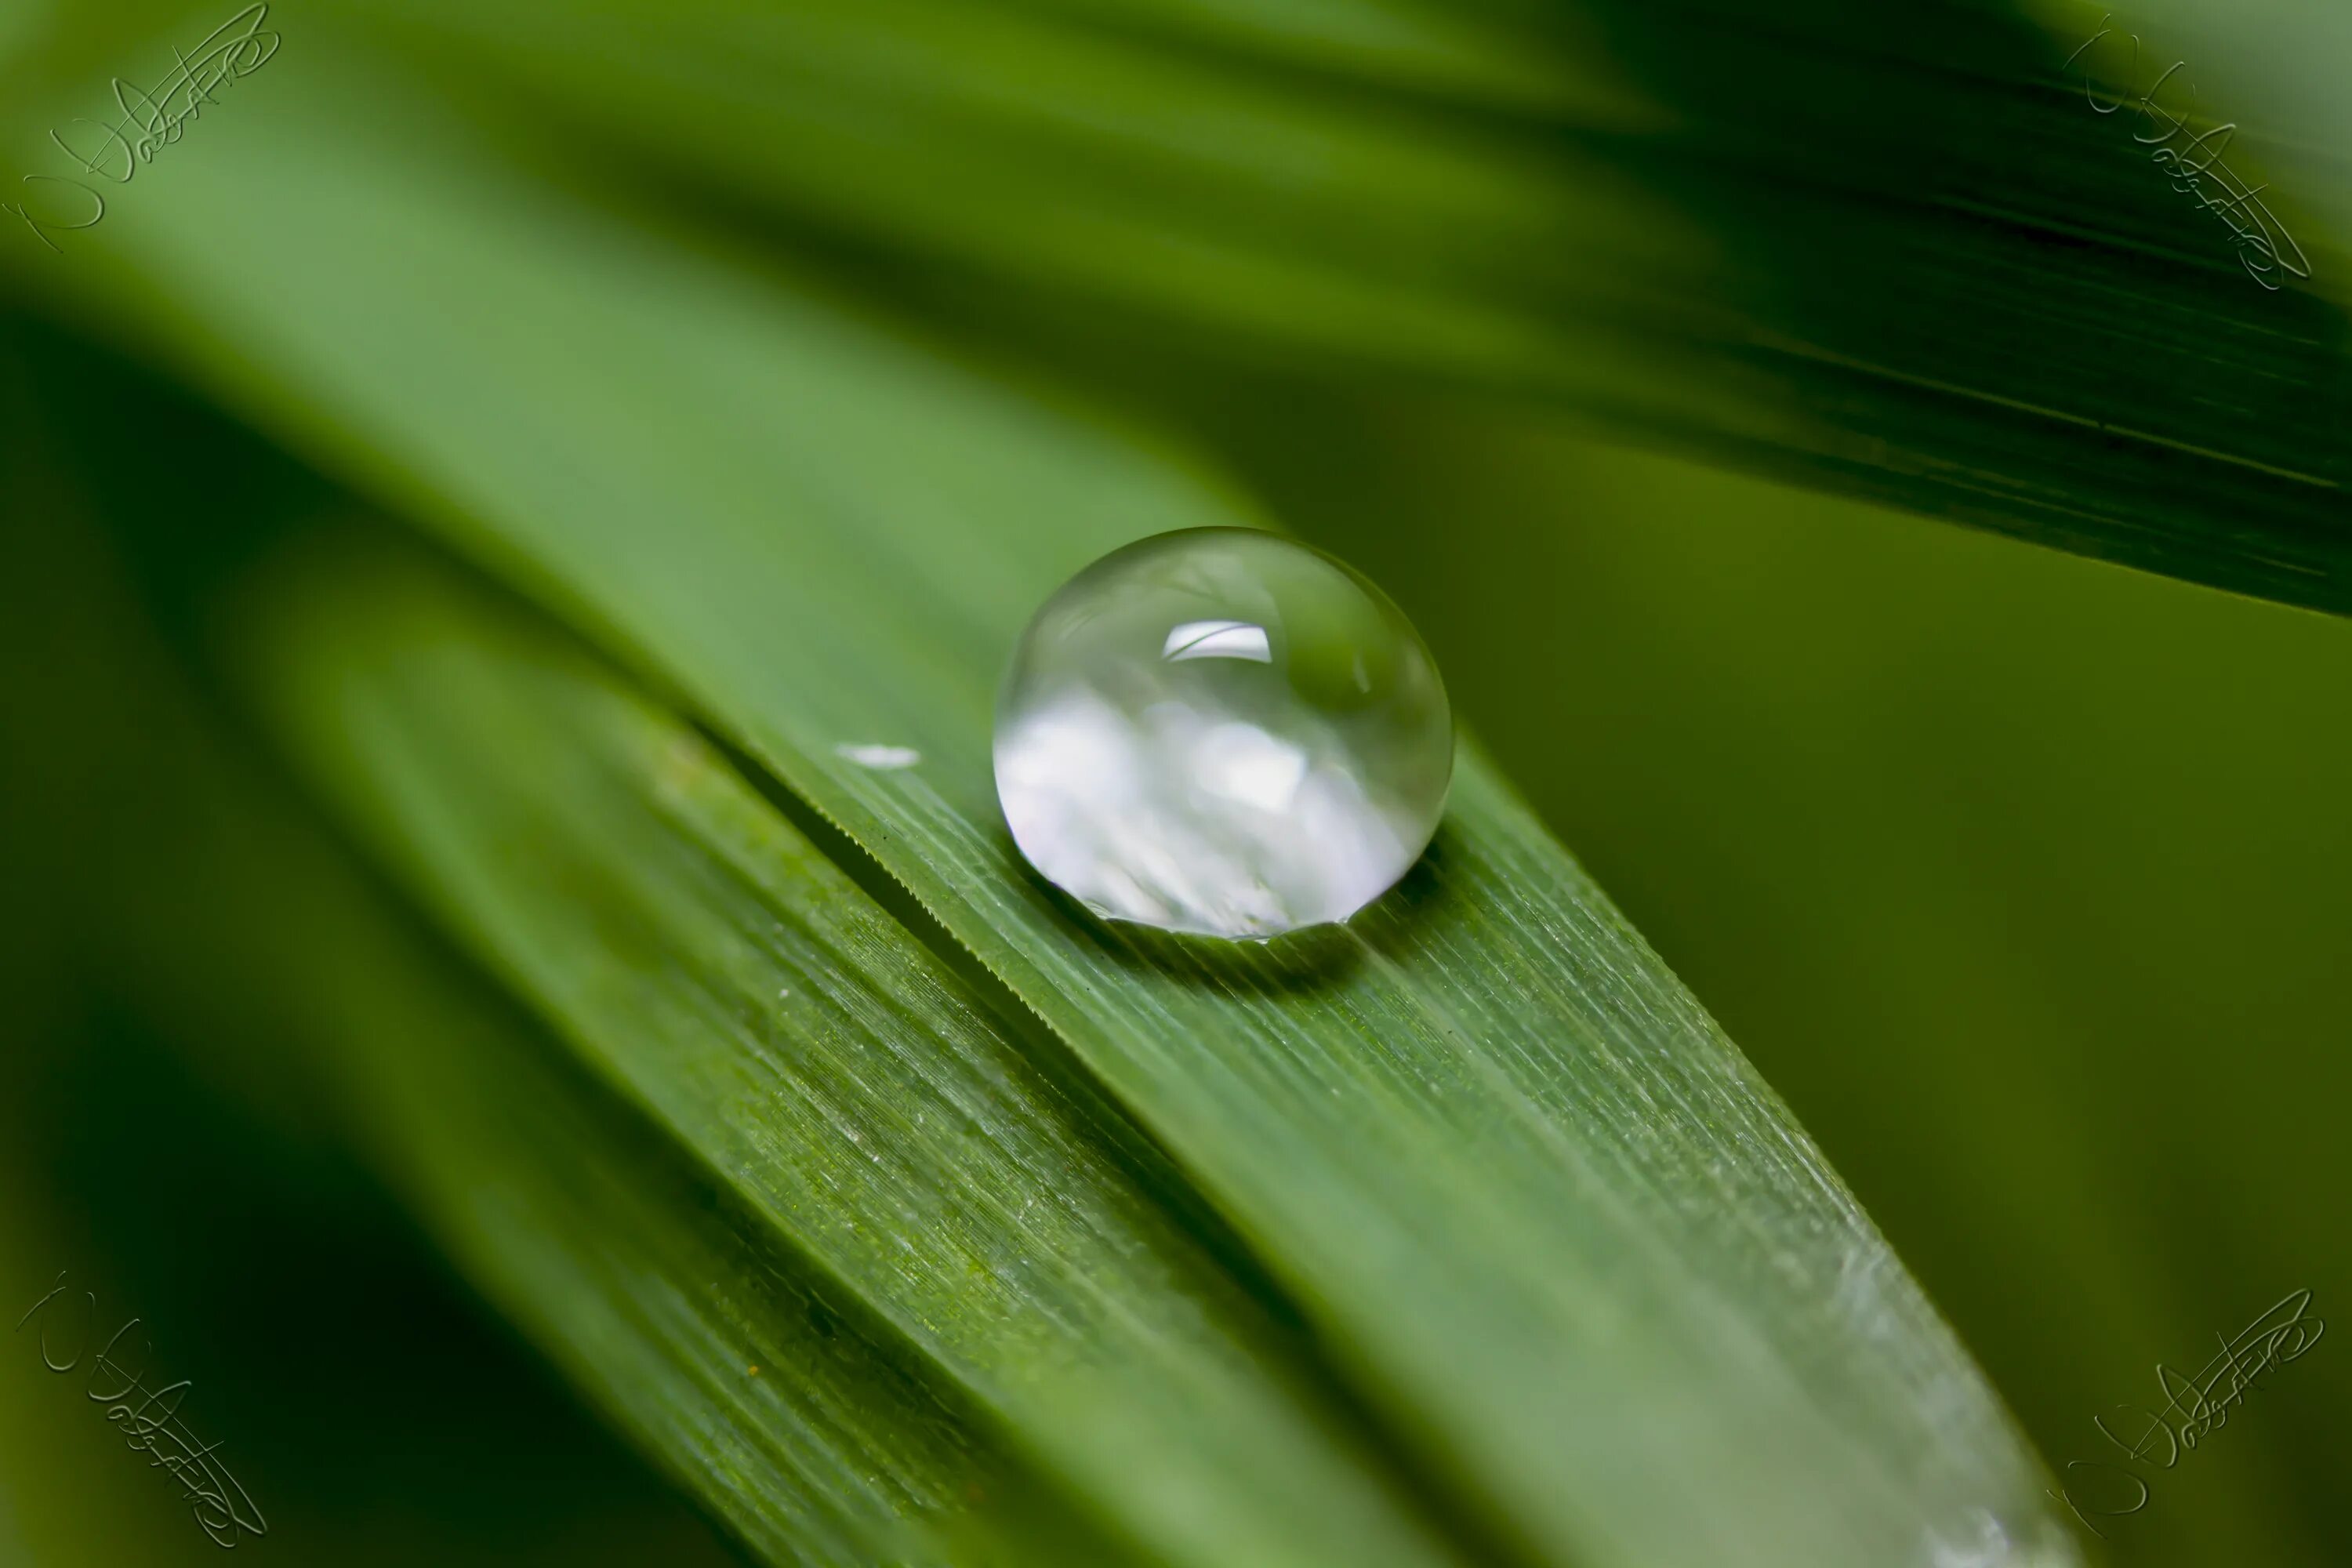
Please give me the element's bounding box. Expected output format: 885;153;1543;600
0;401;1044;1568
339;0;2352;612
280;873;1039;1568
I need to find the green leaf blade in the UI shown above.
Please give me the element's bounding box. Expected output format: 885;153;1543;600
248;537;1480;1568
42;31;2082;1566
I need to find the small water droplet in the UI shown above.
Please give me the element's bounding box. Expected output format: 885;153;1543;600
835;742;921;770
994;528;1451;939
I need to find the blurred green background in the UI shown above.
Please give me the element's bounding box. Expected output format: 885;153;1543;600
3;0;2347;1564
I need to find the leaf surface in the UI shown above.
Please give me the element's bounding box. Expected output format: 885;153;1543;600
16;27;2082;1568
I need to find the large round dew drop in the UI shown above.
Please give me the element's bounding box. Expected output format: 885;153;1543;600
994;528;1454;939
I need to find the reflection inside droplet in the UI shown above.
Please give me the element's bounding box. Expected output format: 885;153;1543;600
1189;720;1306;811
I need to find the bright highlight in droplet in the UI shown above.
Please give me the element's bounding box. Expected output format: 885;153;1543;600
993;528;1453;939
1162;619;1272;663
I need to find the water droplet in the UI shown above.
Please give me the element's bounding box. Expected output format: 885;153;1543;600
994;528;1451;939
836;742;921;770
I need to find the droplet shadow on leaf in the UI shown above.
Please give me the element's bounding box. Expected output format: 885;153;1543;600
1003;817;1467;1001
